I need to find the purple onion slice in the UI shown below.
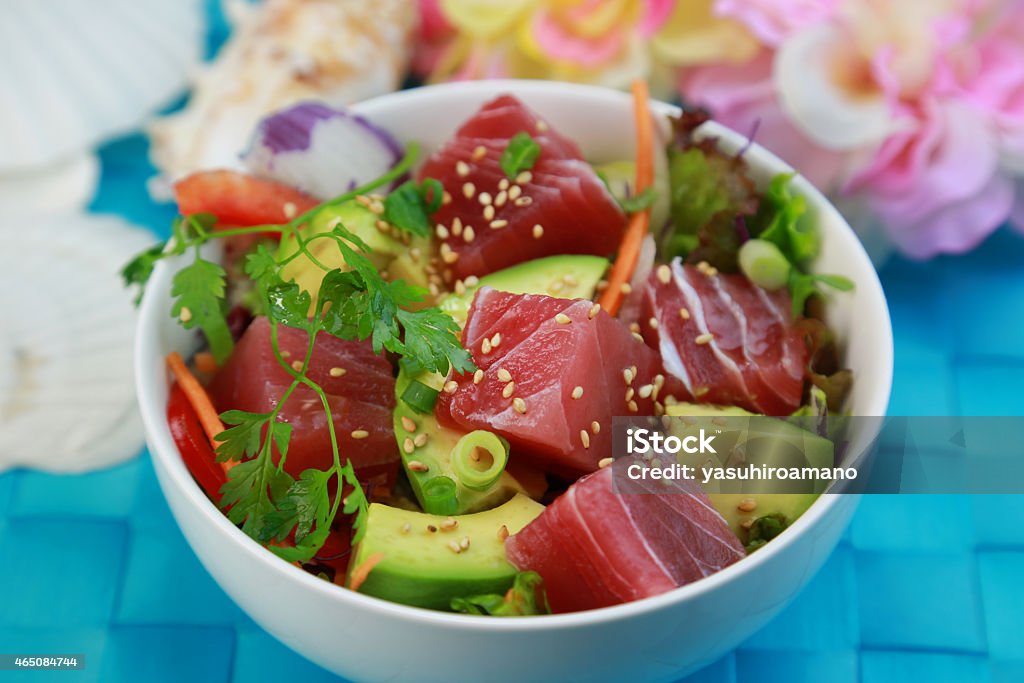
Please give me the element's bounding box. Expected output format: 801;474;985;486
243;101;404;199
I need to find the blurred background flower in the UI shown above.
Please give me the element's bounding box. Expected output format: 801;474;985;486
419;0;1024;259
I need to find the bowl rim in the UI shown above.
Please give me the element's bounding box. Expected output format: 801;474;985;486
136;78;893;631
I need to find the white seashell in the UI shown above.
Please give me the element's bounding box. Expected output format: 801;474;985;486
148;0;415;185
0;213;156;473
0;0;205;173
0;153;99;214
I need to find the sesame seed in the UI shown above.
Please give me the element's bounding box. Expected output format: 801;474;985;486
657;264;672;284
623;368;635;385
495;190;508;207
481;338;492;354
589;303;601;319
463;226;476;243
179;307;192;323
497;525;510;542
401;522;411;534
508;185;522;200
490;219;508;229
513;398;527;414
351;429;369;440
473;369;484;384
591;420;601;434
638;384;654;399
549;281;564;293
679;307;691;320
440;517;458;531
630;322;641;334
281;351;292;358
456;160;470;177
694;386;710;397
598;457;613;468
649;317;659;330
447;540;462;554
516;171;533;184
631;365;638;377
329;366;347;377
497;368;513;382
737;498;758;513
537;120;549;132
403;437;416;454
620;282;633;295
532;224;544;239
401;416;417;432
628;400;639;412
460;536;471;550
514;196;533;207
502;382;516;398
283;201;297;219
408;459;429;472
580;430;591;449
465;275;480;287
410;247;422;263
454;279;467;296
414;433;428;448
451;216;463;236
440;243;459;264
483;205;495;221
632;332;645;343
571;386;584;399
443;380;459;394
498;178;510;190
436;224;449;239
355;195;372;207
463;182;476;199
442;191;453;205
376;219;391;233
741;518;755;530
291;360;303;372
563;274;578;287
490;332;502;348
555;313;572;324
478;191;493;206
625;387;635;402
473;145;487;161
695;333;714;345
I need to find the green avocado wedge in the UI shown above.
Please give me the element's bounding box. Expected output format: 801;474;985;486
347;494;544;610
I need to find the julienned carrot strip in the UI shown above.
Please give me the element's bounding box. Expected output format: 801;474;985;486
166;351;233;474
598;80;654;317
348;552;386;592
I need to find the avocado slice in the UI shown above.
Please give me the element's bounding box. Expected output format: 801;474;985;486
439;254;609;327
348;494;544;610
664;402;833;538
277;200;405;303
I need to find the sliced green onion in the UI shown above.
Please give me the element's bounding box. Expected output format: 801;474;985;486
421;475;459;515
738;238;791;291
451;431;509;491
401;380;440;414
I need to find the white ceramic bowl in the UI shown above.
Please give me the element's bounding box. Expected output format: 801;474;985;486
136;80;893;683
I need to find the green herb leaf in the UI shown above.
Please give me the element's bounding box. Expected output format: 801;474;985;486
121;241;167;305
382;180;435;238
215;410;272;463
788;271;855;317
396;307;476;376
617;187;659;214
744;513;789;553
266;281;313;331
450;571;551;616
500;132;541;179
751;173;818;266
265;468;333;545
170;257;234;364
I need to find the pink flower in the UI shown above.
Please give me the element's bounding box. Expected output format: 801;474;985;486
714;0;841;46
679;53;851;190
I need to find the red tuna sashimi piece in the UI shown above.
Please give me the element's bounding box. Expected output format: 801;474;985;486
207;317;399;482
436;288;666;475
506;465;745;613
639;259;808;414
419;95;626;280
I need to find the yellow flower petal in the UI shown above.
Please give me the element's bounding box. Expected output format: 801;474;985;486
651;0;759;66
440;0;538;39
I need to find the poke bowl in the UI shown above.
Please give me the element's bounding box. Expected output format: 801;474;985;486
134;80;892;683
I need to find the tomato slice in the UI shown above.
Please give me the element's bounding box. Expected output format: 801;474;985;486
167;382;227;499
173;170;319;227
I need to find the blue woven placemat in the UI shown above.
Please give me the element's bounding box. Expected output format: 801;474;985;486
2;9;1023;677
